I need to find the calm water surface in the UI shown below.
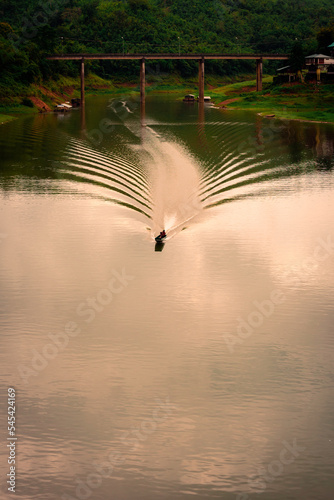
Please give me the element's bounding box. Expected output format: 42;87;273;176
1;95;334;500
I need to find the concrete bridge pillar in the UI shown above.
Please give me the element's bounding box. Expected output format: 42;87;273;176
256;58;263;91
198;57;205;103
81;57;85;106
140;58;145;105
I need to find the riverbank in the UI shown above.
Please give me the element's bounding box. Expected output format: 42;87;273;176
1;74;334;124
0;114;17;125
208;78;334;123
0;74;115;124
0;72;239;123
150;77;334;123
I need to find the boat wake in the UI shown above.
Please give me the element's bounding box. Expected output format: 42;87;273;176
136;127;203;240
46;102;324;243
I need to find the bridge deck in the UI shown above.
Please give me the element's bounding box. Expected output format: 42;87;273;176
47;53;288;61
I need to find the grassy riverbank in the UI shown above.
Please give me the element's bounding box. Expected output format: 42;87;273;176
146;76;334;123
208;78;334;123
160;76;334;123
0;114;17;125
1;73;334;124
0;74;115;123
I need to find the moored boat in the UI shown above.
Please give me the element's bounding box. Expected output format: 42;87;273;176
183;94;195;102
197;96;211;102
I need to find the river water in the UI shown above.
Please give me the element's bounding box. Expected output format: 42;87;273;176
0;94;334;500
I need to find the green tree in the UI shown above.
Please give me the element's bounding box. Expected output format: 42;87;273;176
289;41;305;73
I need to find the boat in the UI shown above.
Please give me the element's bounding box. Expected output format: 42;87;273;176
183;94;195;102
155;235;167;243
197;96;211;102
54;102;73;113
155;231;167;243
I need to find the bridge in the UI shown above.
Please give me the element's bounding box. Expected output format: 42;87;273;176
47;53;289;106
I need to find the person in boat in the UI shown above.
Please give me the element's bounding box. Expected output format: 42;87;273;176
159;230;166;238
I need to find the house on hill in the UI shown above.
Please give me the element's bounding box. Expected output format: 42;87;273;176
305;53;334;82
305;54;334;68
274;50;334;84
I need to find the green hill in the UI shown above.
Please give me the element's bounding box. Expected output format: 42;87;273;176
1;0;334;103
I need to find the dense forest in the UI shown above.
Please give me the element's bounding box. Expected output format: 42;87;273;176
1;0;334;91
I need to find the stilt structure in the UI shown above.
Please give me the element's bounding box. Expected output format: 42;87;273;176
80;57;85;106
140;58;145;105
198;57;205;103
256;58;263;91
47;53;289;100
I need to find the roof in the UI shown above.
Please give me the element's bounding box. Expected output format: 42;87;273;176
305;54;330;59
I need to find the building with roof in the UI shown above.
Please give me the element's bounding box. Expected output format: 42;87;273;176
274;49;334;84
273;65;297;84
305;54;334;67
305;52;334;82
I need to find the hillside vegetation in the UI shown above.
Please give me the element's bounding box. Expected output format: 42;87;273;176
0;0;334;108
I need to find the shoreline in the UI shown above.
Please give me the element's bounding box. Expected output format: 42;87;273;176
256;112;334;125
1;76;334;125
0;114;17;125
211;80;334;124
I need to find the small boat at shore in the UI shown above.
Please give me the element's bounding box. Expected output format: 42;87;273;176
183;94;195;102
54;102;72;113
183;95;212;103
197;96;211;102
